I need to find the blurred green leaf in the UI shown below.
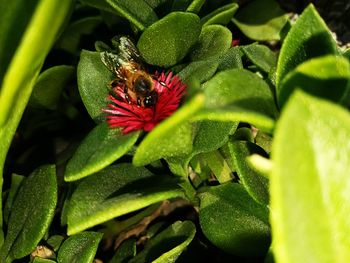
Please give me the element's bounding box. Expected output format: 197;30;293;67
204;68;278;118
29;65;75;110
232;0;289;41
0;165;57;262
242;44;277;74
137;12;201;67
228;141;269;205
276;4;338;88
133;93;204;166
57;232;103;263
80;0;158;30
64;122;140;182
199;183;270;257
0;0;39;84
46;235;64;252
278;55;350;107
186;0;205;13
0;0;73;242
33;258;56;263
271;91;350;263
344;49;350;61
56;16;103;54
67;164;184;235
201;3;239;26
77;50;112;122
190;25;232;61
129;221;196;263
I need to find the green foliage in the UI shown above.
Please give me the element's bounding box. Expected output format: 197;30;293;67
199;183;270;257
64;123;140;181
1;1;350;262
0;166;57;262
57;232;103;263
232;0;289;41
271;91;350;262
137;12;201;67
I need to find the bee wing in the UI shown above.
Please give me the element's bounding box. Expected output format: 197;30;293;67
112;36;141;63
100;51;126;79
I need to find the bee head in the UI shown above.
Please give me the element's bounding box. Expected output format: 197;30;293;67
143;92;158;107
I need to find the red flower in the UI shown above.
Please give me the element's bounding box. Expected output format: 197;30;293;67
103;72;186;134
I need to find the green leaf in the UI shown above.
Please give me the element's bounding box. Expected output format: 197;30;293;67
217;47;243;71
203;68;278;118
64;122;140;182
276;4;338;88
80;0;158;31
199;183;270;257
232;0;289;41
109;239;136;263
129;221;196;263
3;174;25;225
67;164;184;235
56;16;103;54
137;12;201;67
186;0;206;13
33;258;56;263
0;0;39;85
29;65;75;110
192;106;275;133
200;3;239;26
178;58;219;83
77;50;112;122
271;91;350;263
242;44;277;74
57;232;103;263
0;165;57;261
344;49;350;61
0;0;73;241
133;93;204;166
190;25;232;61
278;55;350;107
228;141;269;205
46;235;64;252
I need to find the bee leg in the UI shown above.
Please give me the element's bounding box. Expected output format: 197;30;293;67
137;97;142;106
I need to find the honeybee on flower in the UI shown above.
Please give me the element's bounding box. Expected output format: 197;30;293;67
100;36;186;134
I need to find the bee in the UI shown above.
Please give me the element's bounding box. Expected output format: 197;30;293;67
100;36;158;107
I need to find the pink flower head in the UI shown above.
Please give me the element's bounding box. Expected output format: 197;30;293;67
103;71;186;134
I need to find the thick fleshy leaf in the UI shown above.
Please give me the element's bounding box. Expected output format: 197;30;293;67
57;232;103;263
64;122;140;182
192;106;275;133
80;0;158;30
56;16;103;54
133;93;204;166
3;174;25;225
232;0;289;41
271;91;350;263
278;55;350;107
29;65;75;110
0;165;57;261
77;50;112;122
228;141;269;205
242;44;277;74
167;121;238;176
217;47;243;71
200;3;239;26
276;4;338;88
178;58;219;83
137;12;201;67
33;258;56;263
129;221;196;263
203;68;278;118
344;49;350;61
67;164;184;235
199;183;270;257
190;25;232;61
186;0;205;13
